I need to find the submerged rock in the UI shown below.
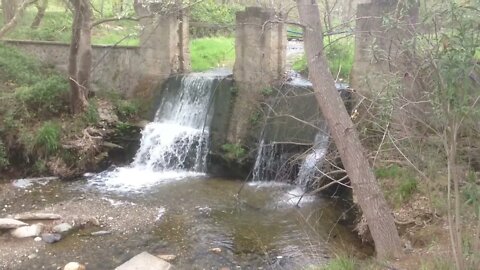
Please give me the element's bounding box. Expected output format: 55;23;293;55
53;223;73;234
115;252;172;270
41;233;62;244
90;230;111;236
0;218;28;229
10;224;44;238
64;262;86;270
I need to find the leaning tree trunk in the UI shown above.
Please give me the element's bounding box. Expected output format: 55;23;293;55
31;0;48;29
1;0;18;24
68;0;91;114
296;0;403;259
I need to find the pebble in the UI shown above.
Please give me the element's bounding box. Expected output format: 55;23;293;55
209;247;222;253
63;262;86;270
41;233;62;244
91;230;111;236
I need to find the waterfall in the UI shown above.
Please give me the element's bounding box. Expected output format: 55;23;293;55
296;132;329;188
133;75;216;172
89;72;227;191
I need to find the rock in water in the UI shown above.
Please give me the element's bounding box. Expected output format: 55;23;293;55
64;262;86;270
41;233;62;244
0;218;28;229
90;230;111;236
115;252;172;270
13;213;62;220
53;223;73;234
156;254;176;262
10;224;44;238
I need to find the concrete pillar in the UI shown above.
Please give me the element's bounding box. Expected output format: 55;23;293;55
228;7;286;144
350;0;420;135
350;0;418;97
131;3;191;98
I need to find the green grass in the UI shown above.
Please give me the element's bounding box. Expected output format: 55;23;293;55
0;4;138;46
375;165;418;205
190;37;235;71
292;36;354;80
35;121;61;157
306;256;358;270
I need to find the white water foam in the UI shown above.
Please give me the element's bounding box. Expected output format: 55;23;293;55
89;73;224;191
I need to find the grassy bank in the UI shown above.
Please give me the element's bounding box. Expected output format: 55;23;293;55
0;43;141;178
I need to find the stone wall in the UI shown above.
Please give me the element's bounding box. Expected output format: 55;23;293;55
5;7;190;99
228;7;287;144
5;40;142;97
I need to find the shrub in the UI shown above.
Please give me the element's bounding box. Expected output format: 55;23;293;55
321;256;357;270
221;143;246;160
35;121;61;157
115;100;139;121
84;101;100;124
0;44;42;84
16;75;69;116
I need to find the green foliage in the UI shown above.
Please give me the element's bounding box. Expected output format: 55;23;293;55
115;122;133;136
221;143;246;160
292;55;308;73
190;0;239;24
291;36;354;80
375;165;418;204
0;2;138;46
325;37;354;80
115;100;140;121
463;171;480;214
0;140;9;170
35;121;61;157
84;101;100;124
261;87;274;96
0;44;43;84
190;37;235;71
321;256;357;270
249;111;262;126
6;11;73;43
15;75;69;116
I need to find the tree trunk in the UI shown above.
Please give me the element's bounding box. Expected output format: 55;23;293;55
296;0;403;259
0;0;32;39
30;0;48;28
2;0;18;24
68;0;91;114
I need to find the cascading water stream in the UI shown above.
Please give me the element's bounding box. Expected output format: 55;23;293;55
133;75;216;172
90;72;225;191
296;131;329;188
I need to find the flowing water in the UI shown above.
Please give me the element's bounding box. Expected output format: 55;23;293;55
6;176;366;269
3;70;366;269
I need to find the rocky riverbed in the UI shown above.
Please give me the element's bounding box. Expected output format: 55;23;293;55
0;175;368;269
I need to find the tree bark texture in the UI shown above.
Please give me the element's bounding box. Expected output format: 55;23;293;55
31;0;48;28
68;0;91;114
2;0;18;24
296;0;403;259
